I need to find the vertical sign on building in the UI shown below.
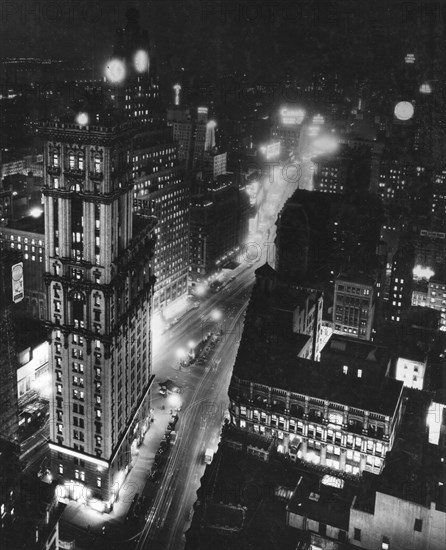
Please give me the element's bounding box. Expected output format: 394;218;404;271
12;262;24;303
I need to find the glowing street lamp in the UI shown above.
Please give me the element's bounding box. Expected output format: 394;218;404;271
211;309;222;322
195;283;207;297
188;340;196;359
105;59;126;83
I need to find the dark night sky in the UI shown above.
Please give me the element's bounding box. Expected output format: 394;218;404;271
0;1;443;87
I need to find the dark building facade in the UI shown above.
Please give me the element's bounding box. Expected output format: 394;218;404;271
189;175;248;287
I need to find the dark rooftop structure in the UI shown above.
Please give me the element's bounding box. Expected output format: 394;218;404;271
287;472;356;532
6;213;44;234
353;389;445;513
234;275;402;415
186;442;305;550
320;334;391;380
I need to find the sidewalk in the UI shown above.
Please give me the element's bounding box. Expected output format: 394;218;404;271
59;403;174;549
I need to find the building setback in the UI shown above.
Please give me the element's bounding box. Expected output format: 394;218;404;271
40;116;156;507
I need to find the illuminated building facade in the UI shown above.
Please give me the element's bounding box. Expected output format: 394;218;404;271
132;132;189;313
411;277;446;331
0;217;45;319
271;108;305;155
388;243;414;324
0;250;21;443
431;169;446;230
109;11;189;314
313;152;348;194
228;267;403;477
333;274;376;340
167;106;209;175
41;117;156;507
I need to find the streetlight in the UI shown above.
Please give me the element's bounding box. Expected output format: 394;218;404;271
211;309;222;321
188;341;196;360
176;348;187;370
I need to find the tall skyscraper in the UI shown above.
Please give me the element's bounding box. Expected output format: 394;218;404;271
41;109;156;507
108;10;189;315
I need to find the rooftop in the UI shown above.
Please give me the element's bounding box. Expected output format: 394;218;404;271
5;214;45;234
186;442;304;550
336;272;375;287
287;472;356;531
354;389;445;513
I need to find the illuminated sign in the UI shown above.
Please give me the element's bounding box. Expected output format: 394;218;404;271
12;262;24;303
198;107;208;114
420;229;445;239
173;83;181;106
265;142;281;159
405;53;415;64
394;101;414;121
280;108;305;125
312;114;325;125
420;83;432;94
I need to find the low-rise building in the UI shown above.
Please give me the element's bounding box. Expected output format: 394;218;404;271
228;264;403;477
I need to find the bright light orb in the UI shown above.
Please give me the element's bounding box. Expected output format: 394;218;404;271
176;348;186;360
207;120;217;129
394;101;414;121
195;284;207;296
211;309;222;321
188;340;196;349
76;112;89;126
30;207;43;218
134;50;149;73
105;59;126;83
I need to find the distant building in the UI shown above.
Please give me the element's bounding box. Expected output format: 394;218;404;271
203;149;227;180
0;215;46;319
411;275;446;331
312;149;349;194
333;273;376;340
189;175;249;287
388;243;414;324
167;105;211;175
0;250;21;443
271;107;304;156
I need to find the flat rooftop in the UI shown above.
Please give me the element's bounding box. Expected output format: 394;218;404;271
354;389;445;513
287;472;356;531
5;214;45;234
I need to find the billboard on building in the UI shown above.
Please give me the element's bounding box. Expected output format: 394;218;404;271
280;108;305;125
12;262;24;303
